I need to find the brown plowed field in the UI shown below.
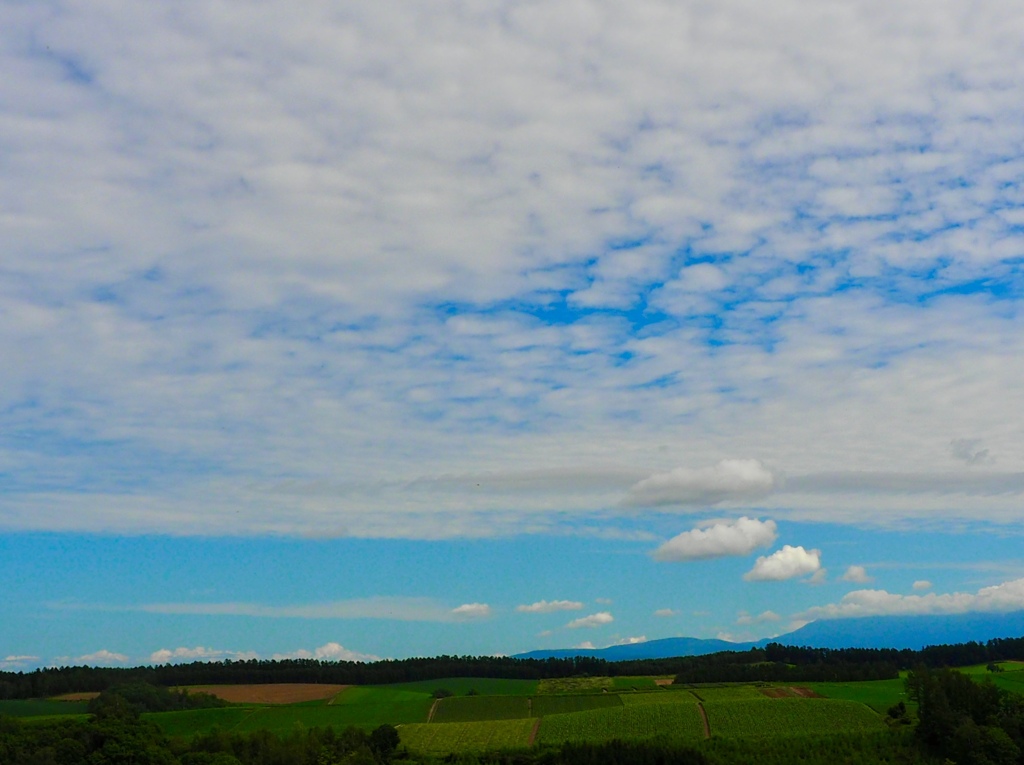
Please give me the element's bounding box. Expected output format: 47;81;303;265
759;686;823;698
51;692;100;701
183;683;349;704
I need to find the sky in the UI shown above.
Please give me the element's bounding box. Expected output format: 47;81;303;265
2;0;1024;670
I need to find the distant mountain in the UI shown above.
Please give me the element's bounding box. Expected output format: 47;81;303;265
772;611;1024;650
513;610;1024;660
513;636;749;661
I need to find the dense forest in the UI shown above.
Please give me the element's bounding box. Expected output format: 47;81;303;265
4;635;1023;699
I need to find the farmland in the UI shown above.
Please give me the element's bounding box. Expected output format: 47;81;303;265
431;695;531;722
534;702;707;745
702;698;885;737
399;719;535;753
182;683;348;704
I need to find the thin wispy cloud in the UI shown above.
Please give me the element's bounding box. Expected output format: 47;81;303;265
516;600;584;614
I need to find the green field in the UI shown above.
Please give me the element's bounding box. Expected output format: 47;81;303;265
0;699;90;717
536;677;613;694
703;698;884;738
432;695;531;722
146;707;259;737
620;690;699;706
399;719;535;753
804;679;910;713
688;685;767;701
611;676;666;690
531;693;623;716
536;703;706;744
371;677;538;696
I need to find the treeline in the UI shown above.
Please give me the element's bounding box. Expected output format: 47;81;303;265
2;635;1023;699
672;637;1024;685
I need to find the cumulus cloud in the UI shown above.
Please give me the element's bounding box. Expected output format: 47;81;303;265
56;650;130;667
736;610;781;625
654;608;678;617
808;569;828;586
516;600;584;613
625;460;776;508
150;646;258;664
653;517;777;562
841;565;873;584
451;603;492;619
913;580;934;591
0;655;39;670
744;546;822;582
798;578;1024;621
614;636;648;645
574;642;596;650
271;642;380;662
566;612;614;629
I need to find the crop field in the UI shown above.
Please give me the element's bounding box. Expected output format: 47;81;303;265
432;695;531;722
0;699;90;717
619;690;699;706
371;678;538;696
688;685;767;701
803;679;909;713
399;719;535;753
536;702;706;744
184;683;349;704
703;698;884;738
611;676;665;690
536;677;613;694
147;707;259;737
531;693;623;716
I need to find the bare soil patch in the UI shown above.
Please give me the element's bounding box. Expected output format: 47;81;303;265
759;686;823;699
654;678;675;686
789;686;824;698
51;692;100;701
184;683;349;704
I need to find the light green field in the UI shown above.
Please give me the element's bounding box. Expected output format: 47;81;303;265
536;703;706;744
332;686;431;706
536;677;613;694
804;679;910;713
704;698;884;738
400;719;535;753
689;686;767;701
610;676;666;690
370;677;538;696
619;690;699;706
0;699;90;717
432;695;531;722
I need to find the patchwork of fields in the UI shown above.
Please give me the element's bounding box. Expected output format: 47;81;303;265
12;669;1022;755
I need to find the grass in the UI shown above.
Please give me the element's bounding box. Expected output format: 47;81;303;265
620;690;699;706
803;679;910;714
610;676;667;690
703;698;884;738
0;699;90;717
147;707;259;737
688;686;768;701
400;719;535;753
370;678;538;696
536;703;706;744
432;695;531;722
537;677;613;694
531;694;623;716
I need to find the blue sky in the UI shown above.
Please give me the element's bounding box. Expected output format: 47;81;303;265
3;0;1024;669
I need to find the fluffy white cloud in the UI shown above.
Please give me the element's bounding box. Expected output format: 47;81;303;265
614;636;648;645
59;650;130;667
451;603;492;619
0;655;39;670
150;646;258;664
625;460;776;508
744;546;822;582
799;577;1024;620
271;642;380;662
913;580;934;591
566;612;614;629
653;517;777;562
653;608;677;617
516;600;584;613
574;642;596;650
736;610;781;625
841;565;873;584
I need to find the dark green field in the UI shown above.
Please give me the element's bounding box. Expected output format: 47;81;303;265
0;699;90;717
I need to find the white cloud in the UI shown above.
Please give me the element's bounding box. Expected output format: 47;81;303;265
736;610;781;625
913;580;934;591
55;650;130;667
614;636;648;645
574;642;596;650
595;598;613;605
807;569;828;586
149;646;258;664
625;460;776;508
653;608;677;617
566;612;614;629
0;655;39;670
841;565;873;584
516;600;584;613
271;642;380;662
451;603;492;619
653;517;777;562
798;577;1024;620
744;546;822;582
